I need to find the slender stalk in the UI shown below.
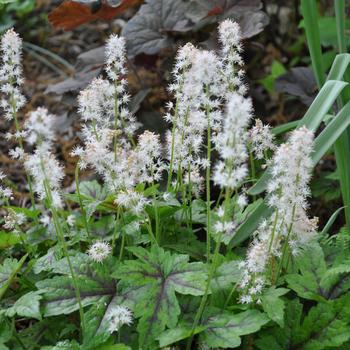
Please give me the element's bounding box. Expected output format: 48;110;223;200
205;90;212;262
75;166;91;240
187;185;231;349
334;0;350;231
186;234;222;350
146;213;158;246
153;193;161;244
224;281;239;309
41;164;85;339
11;96;37;215
167;100;179;191
112;207;121;248
113;81;120;162
276;205;296;281
119;233;126;260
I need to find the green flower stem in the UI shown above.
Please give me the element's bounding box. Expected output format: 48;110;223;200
186;233;223;350
75;166;91;240
146;213;158;246
119;232;126;260
167;100;179;191
276;204;296;281
113;80;120;162
153;193;161;244
11;95;37;217
205;91;212;262
41;168;85;339
112;207;121;249
249;147;256;202
224;281;239;309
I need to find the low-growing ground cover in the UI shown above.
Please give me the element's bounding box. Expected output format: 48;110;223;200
1;1;350;349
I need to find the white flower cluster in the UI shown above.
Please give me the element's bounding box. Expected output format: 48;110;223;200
87;240;112;263
239;127;318;303
114;189;150;215
19;106;64;208
136;131;164;184
74;34;163;202
249;119;275;160
218;19;246;95
0;171;13;201
0;28;26;121
3;210;26;230
106;304;133;334
165;43;223;191
213;93;253;190
24;144;65;208
24;107;57;145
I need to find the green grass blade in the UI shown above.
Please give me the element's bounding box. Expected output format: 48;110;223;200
335;0;346;53
249;80;348;196
298;80;347;130
228;200;273;248
334;0;350;231
313;101;350;164
327;54;350;81
272;120;299;135
321;207;345;236
301;0;325;88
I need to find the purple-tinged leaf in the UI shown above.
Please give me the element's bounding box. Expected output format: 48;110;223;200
121;0;192;57
187;0;269;38
200;309;269;348
275;67;317;106
114;246;207;349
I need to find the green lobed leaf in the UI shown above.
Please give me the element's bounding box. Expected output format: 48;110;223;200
260;287;289;327
114;246;207;349
0;232;21;249
256;299;303;350
286;242;350;301
199;309;269;348
0;255;27;300
83;296;120;350
157;323;207;348
5;291;42;320
285;243;327;301
294;294;350;349
36;253;117;316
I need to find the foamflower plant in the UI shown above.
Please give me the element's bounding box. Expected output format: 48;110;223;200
4;18;349;350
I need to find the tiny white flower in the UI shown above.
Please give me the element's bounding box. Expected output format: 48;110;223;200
87;241;112;263
67;214;76;227
106;305;133;333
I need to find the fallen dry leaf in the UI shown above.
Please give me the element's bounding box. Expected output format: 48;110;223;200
48;0;143;30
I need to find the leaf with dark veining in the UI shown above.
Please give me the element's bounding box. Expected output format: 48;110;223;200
114;246;207;349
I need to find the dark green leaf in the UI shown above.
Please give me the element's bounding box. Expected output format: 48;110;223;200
200;310;269;348
36;254;116;316
260;287;289;327
114;246;207;349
